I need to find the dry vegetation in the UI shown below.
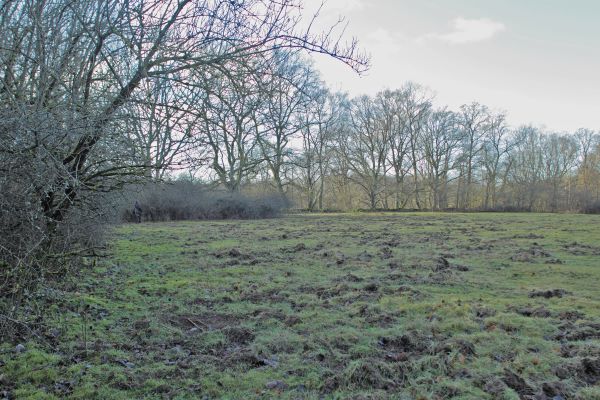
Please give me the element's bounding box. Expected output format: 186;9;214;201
2;212;600;399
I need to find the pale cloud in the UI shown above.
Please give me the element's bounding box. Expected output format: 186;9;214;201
303;0;367;16
299;0;367;39
367;28;401;49
424;17;506;44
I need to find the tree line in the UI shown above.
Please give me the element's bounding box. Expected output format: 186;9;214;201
134;64;600;213
284;86;600;213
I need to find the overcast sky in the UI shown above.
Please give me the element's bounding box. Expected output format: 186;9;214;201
303;0;600;132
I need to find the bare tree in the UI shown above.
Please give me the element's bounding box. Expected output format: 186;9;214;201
479;111;513;209
421;109;460;210
541;133;578;211
195;62;265;192
574;128;599;207
376;90;409;209
296;89;345;210
456;102;490;208
395;83;432;209
259;51;319;200
346;95;389;209
506;126;545;210
128;78;199;180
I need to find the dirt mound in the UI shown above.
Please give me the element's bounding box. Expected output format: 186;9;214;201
539;381;567;399
362;282;379;292
515;306;552;318
580;357;600;384
356;251;373;262
481;376;508;397
435;339;476;357
555;322;600;341
553;357;600;385
513;233;545;239
511;245;559;263
333;273;363;283
322;359;402;392
474;307;496;318
558;310;586;321
169;312;240;331
502;369;535;397
434;256;451;271
289;243;306;252
224;351;277;370
380;247;393;259
433;256;469;272
528;289;568;298
564;242;600;256
378;332;432;357
223;326;255;344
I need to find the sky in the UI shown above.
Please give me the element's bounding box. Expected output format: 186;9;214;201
302;0;600;132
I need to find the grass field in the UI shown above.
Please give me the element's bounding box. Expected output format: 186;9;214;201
2;212;600;399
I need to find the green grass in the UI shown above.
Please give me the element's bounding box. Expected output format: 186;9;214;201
2;213;600;399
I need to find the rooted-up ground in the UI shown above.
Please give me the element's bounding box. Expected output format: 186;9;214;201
2;213;600;399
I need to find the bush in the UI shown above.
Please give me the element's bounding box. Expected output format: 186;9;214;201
0;150;116;340
121;182;287;222
582;201;600;214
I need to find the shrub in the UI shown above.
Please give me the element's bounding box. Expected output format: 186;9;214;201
121;182;287;222
0;158;115;340
582;201;600;214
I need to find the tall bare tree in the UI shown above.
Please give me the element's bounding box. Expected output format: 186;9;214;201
395;83;432;209
195;62;265;192
421;109;460;210
480;111;513;208
346;95;389;209
456;102;490;208
259;51;318;200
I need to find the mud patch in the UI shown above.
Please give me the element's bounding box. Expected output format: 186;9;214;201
222;326;255;344
288;243;306;252
511;245;559;263
553;357;600;385
555;322;600;341
323;359;402;392
513;233;545;239
435;339;476;357
558;310;586;321
474;306;496;318
380;247;393;259
168;312;240;331
378;332;432;360
514;306;552;318
529;289;568;299
433;256;469;272
564;241;600;256
502;369;535;397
